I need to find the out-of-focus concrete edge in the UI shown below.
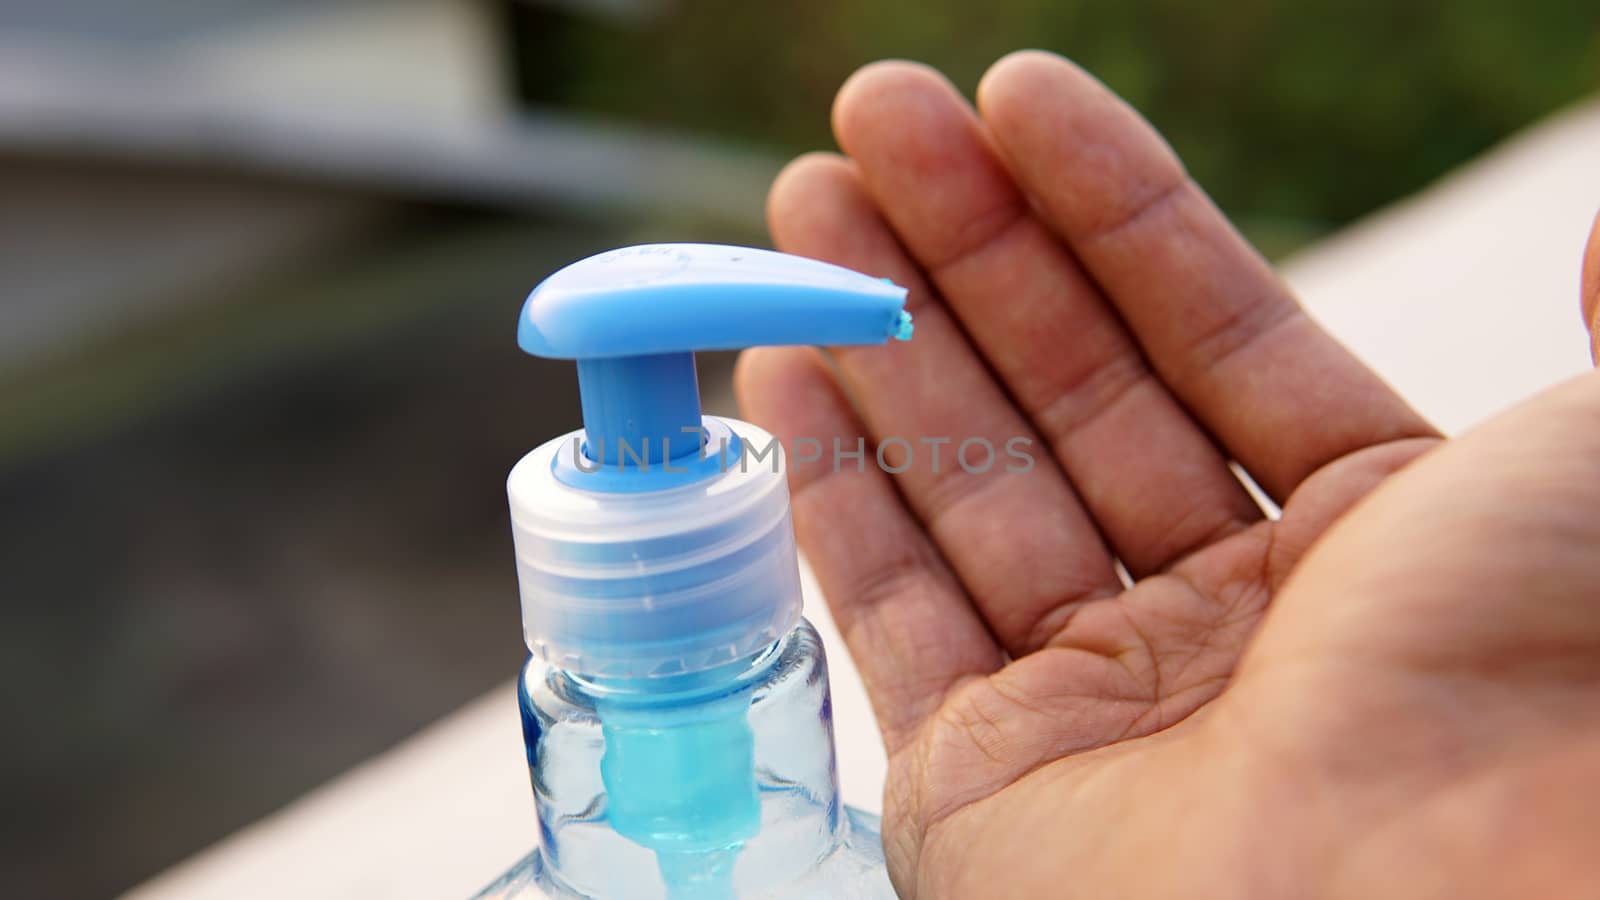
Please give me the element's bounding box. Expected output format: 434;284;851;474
1282;98;1600;434
120;682;534;900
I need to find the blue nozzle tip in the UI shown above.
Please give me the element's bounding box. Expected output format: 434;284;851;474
892;310;914;341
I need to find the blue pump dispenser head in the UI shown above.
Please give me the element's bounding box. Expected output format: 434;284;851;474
507;244;910;896
508;244;910;681
519;243;911;472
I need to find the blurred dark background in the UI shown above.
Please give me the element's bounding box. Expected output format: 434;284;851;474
0;1;1594;897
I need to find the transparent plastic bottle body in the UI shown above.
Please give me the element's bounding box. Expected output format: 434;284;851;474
473;620;895;900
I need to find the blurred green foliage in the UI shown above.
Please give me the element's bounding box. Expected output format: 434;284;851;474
512;0;1597;254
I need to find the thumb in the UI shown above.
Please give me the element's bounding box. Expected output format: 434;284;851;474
1250;368;1600;682
1584;207;1599;363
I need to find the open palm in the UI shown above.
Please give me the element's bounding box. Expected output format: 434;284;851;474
736;51;1600;899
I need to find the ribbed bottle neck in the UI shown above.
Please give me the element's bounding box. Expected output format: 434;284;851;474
568;635;782;700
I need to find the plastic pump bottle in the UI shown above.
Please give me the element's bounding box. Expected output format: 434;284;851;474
473;244;910;899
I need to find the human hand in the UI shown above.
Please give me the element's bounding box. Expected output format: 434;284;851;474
736;51;1600;899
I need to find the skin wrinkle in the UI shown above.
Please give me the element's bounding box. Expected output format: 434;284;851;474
931;216;1132;408
834;62;1031;274
910;639;1237;898
977;57;1190;244
916;654;1143;827
1261;436;1445;588
1172;285;1301;396
1203;327;1443;501
928;206;1036;283
963;538;1274;808
905;423;1035;529
1018;581;1120;656
1146;486;1259;571
1139;570;1248;646
1028;346;1152;450
820;543;949;645
913;476;1120;658
1119;674;1235;743
915;486;1113;646
1111;603;1165;733
925;201;1034;280
1067;584;1242;739
911;600;1236;896
1073;175;1193;258
938;689;1013;768
1119;576;1251;719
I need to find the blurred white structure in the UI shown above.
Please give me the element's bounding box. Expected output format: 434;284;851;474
124;96;1600;899
0;0;770;376
1287;101;1600;434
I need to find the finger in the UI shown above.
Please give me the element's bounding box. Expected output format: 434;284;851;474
769;153;1122;655
1583;208;1599;363
734;346;1002;751
832;61;1261;577
976;50;1438;501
